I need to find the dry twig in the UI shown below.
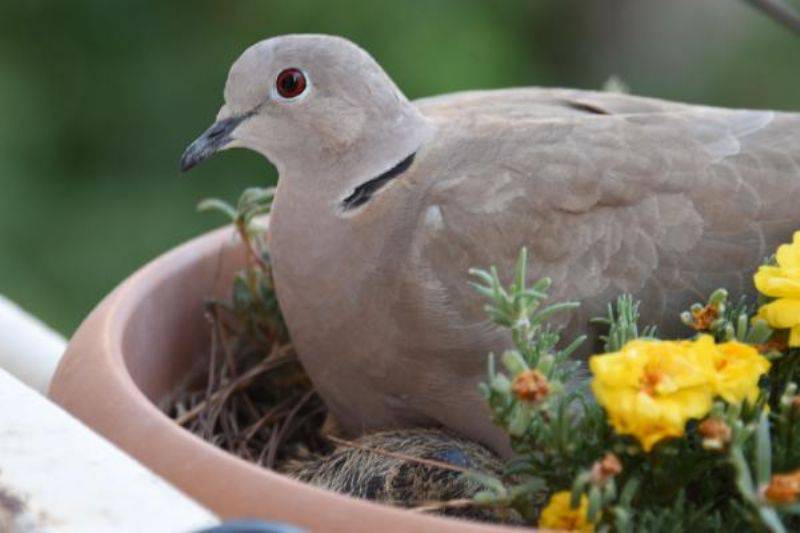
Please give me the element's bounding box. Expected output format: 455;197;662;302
325;434;469;473
409;498;487;514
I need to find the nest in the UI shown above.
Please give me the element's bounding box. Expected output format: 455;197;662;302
162;299;330;469
162;292;518;523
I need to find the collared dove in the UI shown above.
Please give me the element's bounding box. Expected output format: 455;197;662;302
181;34;800;456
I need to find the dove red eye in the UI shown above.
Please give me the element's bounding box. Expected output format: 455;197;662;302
276;68;307;99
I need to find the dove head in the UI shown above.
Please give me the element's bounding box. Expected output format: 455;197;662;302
181;35;431;198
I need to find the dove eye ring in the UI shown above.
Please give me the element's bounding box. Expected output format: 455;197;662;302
275;68;308;99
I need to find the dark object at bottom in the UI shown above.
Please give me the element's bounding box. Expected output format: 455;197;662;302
195;519;304;533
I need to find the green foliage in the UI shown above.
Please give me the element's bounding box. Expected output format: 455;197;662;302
199;188;284;344
470;248;800;532
198;187;274;240
469;248;600;521
592;295;657;353
469;248;584;384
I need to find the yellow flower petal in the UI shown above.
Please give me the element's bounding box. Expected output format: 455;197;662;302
776;231;800;269
539;491;593;532
791;326;800;348
710;341;770;404
754;266;800;299
755;232;800;341
753;231;800;338
758;299;800;329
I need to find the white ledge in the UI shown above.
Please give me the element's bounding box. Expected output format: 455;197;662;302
0;367;217;532
0;295;66;393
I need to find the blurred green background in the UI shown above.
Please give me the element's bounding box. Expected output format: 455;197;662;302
1;0;799;335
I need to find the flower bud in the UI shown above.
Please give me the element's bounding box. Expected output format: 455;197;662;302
511;369;550;403
792;396;800;413
590;452;622;485
698;418;731;451
755;337;789;355
763;470;800;504
690;304;719;331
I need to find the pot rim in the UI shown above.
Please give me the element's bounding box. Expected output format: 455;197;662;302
49;223;521;532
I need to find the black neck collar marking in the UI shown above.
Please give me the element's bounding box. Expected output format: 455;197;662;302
341;152;416;211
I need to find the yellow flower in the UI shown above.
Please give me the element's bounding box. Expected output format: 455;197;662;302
590;337;716;451
538;491;593;532
755;231;800;347
590;336;771;452
708;340;770;405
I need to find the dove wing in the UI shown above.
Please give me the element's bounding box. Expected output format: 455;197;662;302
414;87;694;121
402;95;800;345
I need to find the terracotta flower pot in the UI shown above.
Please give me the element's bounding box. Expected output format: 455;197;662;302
49;222;517;532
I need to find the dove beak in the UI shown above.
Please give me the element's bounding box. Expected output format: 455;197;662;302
180;113;250;172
